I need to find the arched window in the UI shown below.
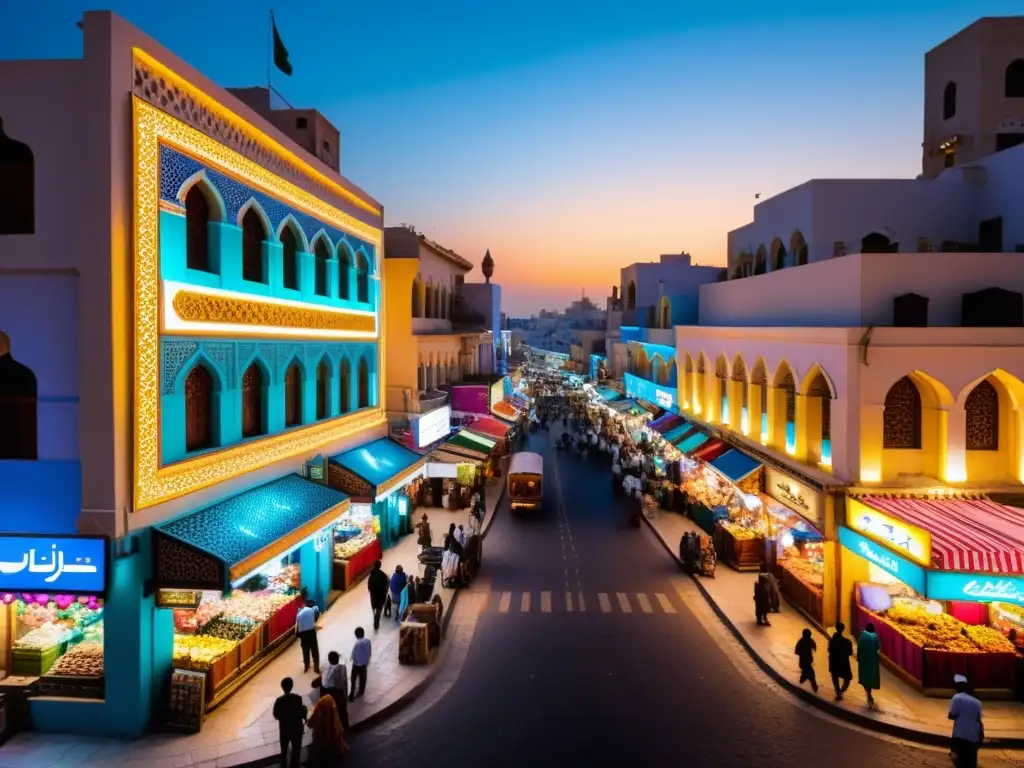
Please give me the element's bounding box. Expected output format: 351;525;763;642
280;224;300;291
754;245;767;275
796;245;809;266
316;359;330;420
185;184;214;272
241;207;267;283
241;363;266;438
1006;60;1024;99
356;250;369;304
0;333;37;459
313;238;331;297
965;379;999;451
772;240;787;271
627;281;636;310
411;278;422;318
339;358;352;413
883;376;922;449
285;362;302;427
0;119;34;235
358;357;370;409
807;372;832;444
943;81;957;119
338;245;352;301
184;363;214;452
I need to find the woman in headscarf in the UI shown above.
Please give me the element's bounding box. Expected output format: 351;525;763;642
857;621;881;707
307;690;348;766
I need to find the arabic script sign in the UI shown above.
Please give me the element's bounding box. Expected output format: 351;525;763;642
838;527;926;594
0;535;107;594
927;571;1024;604
763;466;822;529
848;499;931;568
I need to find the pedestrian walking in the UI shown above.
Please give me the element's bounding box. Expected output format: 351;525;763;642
794;629;819;692
949;674;983;768
415;513;432;547
272;677;306;768
857;622;881;707
389;565;408;622
320;651;349;732
295;598;321;673
350;626;372;701
307;693;348;767
761;569;781;613
754;575;772;626
828;622;854;701
367;560;389;630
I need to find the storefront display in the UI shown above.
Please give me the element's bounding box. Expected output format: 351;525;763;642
332;505;383;591
9;596;105;682
768;500;825;622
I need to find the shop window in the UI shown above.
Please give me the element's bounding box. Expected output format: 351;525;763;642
965;379;998;451
0;118;34;235
358;357;370;409
356;250;369;304
241;206;267;283
184;363;215;453
242;362;267;438
315;359;330;420
338;244;352;301
313;238;331;297
280;225;300;291
943;81;957;119
1006;60;1024;98
0;334;37;459
9;595;104;690
284;362;302;427
184;184;214;273
340;358;352;413
883;376;922;449
411;279;422;318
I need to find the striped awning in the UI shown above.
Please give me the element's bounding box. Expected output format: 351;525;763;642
860;496;1024;574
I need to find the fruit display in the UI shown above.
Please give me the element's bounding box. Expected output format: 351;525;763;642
173;635;237;670
269;564;300;592
335;532;377;561
720;521;762;541
877;602;1016;653
15;624;72;650
778;556;824;590
200;616;255;642
46;642;104;677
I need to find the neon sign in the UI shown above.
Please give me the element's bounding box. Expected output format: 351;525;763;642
848;499;931;567
0;535;107;594
926;571;1024;604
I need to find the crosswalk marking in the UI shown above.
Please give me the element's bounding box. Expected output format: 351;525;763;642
577;591;586;612
498;592;511;614
636;593;653;613
616;593;632;613
655;593;676;614
540;591;552;613
598;593;612;613
565;591;573;612
520;592;531;612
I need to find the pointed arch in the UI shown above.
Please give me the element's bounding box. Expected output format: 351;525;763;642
754;245;767;275
750;357;767;386
240;203;269;284
357;354;371;409
651;355;666;385
0;332;37;459
337;241;353;301
278;219;303;291
241;360;269;438
175;170;227;221
684;352;694;373
715;353;729;380
183;181;221;273
965;379;999;451
355;248;370;304
790;230;808;266
312;235;332;297
883;376;922;449
770;237;787;271
284;358;304;427
316;356;331;420
774;360;797;426
339;356;352;413
184;361;217;452
275;214;310;252
799;363;837;398
411;275;422;318
731;354;747;383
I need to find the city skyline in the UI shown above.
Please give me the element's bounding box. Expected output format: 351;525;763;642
3;0;1021;315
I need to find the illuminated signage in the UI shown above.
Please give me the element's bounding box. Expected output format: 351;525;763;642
412;405;452;448
764;466;822;529
927;571;1024;604
624;374;677;413
839;527;926;594
0;535;107;595
156;589;202;609
847;499;931;568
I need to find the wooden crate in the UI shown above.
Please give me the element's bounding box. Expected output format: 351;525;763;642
205;646;240;697
238;631;260;666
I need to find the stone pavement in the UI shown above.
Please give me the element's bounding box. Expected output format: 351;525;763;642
645;508;1024;747
0;480;504;768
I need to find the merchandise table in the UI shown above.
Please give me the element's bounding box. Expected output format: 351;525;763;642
775;561;823;625
266;594;305;646
333;537;383;591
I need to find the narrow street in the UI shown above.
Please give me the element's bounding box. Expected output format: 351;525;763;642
342;430;961;768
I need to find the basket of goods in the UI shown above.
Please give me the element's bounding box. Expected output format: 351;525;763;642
172;635;238;672
46;642;104;678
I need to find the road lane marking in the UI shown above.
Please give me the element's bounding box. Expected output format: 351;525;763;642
598;593;612;613
655;593;676;614
577;591;586;612
520;592;531;612
565;591;573;612
540;591;552;613
636;593;653;613
616;593;632;613
498;592;511;614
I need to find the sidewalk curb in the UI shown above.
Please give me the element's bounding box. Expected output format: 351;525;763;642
642;513;1024;749
241;483;506;767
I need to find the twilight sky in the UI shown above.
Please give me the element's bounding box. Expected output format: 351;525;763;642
3;1;1020;315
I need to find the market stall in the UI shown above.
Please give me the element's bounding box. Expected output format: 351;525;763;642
152;474;349;718
0;534;109;700
331;504;383;591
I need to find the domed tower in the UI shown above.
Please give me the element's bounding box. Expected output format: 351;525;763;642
481;249;494;284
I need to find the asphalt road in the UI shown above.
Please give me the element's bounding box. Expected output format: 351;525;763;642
342;430;958;768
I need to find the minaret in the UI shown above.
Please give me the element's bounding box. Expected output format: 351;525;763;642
482;249;494;284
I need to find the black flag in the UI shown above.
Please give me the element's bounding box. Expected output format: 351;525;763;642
271;13;292;76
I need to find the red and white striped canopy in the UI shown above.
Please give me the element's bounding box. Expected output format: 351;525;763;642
859;496;1024;574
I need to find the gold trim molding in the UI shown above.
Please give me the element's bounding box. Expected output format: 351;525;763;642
133;96;385;510
171;290;376;334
